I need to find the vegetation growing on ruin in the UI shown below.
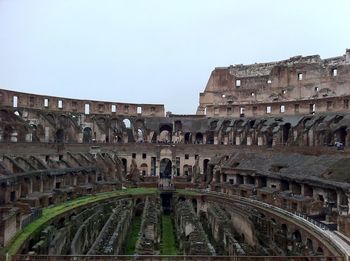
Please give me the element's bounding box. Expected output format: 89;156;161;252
3;188;157;258
125;215;142;255
160;215;179;255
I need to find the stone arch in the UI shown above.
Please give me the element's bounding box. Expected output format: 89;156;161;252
192;198;198;213
195;132;203;144
282;123;291;144
266;132;273;147
83;127;92;143
210;120;218;130
206;132;214;144
121;158;127;175
334;126;347;145
174;120;182;131
135;119;144;129
281;223;288;235
159;125;172;143
184;132;192;144
203;159;210;174
140;163;148;176
45;113;55;125
292;229;302;243
183;164;193;176
151;132;157;143
123;118;131;129
14;110;21;117
160;158;172;179
316;246;324;255
114;135;123;143
55;129;64;143
306;238;313;253
136;128;144;142
3;125;13;142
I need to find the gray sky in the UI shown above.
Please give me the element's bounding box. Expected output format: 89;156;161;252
0;0;349;114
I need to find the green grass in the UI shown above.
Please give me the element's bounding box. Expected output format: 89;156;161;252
160;215;179;255
176;189;201;196
125;215;142;254
2;188;157;258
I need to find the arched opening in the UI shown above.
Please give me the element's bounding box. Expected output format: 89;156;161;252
123;119;131;129
14;111;21;117
236;174;243;185
183;164;193;176
214;171;220;183
195;132;203;144
281;224;288;236
151;132;157;143
115;135;122;143
306;238;313;253
174;120;182;131
322;131;332;146
192;199;197;213
159;125;172;143
55;129;64;143
140;163;148;176
292;230;302;243
206;132;214;144
137;128;144;142
240;233;245;243
266;133;273;147
203;159;210;174
281;180;289;191
160;158;172;179
184;132;192;144
210;120;218;130
245;175;254;185
335;126;347;145
3;125;13;142
83;127;92;143
121;158;127;175
282;123;291;144
316;247;324;255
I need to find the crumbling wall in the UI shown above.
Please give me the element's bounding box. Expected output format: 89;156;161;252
135;196;161;255
174;199;215;255
87;199;133;255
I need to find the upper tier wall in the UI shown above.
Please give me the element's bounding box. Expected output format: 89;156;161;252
197;49;350;116
0;89;165;117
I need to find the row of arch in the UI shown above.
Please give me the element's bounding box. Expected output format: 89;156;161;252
119;158;210;178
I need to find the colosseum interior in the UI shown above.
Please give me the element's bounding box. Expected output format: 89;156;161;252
1;49;350;260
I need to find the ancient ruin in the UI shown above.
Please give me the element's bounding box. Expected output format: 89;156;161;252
1;49;350;260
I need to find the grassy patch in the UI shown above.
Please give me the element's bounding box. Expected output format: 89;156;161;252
125;215;142;254
176;189;201;196
2;188;157;258
160;215;179;255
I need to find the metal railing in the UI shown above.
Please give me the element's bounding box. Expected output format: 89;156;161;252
11;255;343;261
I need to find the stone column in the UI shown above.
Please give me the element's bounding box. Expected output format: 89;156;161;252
44;127;50;142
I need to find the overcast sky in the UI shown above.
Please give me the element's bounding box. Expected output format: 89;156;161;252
0;0;349;114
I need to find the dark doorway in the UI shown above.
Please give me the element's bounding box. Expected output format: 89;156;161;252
195;133;203;144
55;129;64;143
83;127;92;143
160;158;172;179
184;132;192;144
121;158;127;175
282;123;291;144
